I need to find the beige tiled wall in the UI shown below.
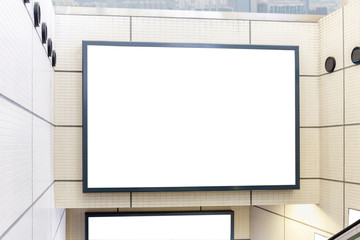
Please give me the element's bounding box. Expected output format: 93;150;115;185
319;71;343;126
54;14;321;211
54;72;82;126
252;180;320;205
345;66;360;124
250;21;319;76
251;0;360;239
132;191;251;208
54;15;130;71
55;0;360;238
300;77;320;127
318;9;343;75
285;218;332;240
132;17;250;44
300;128;320;178
345;125;360;183
250;206;285;240
54;127;82;180
283;180;344;234
55;182;129;208
320;127;343;181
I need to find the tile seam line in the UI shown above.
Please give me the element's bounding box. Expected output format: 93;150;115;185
301;123;360;128
301;178;360;186
52;209;66;240
0;181;55;240
253;206;335;236
342;4;346;229
0;93;55;127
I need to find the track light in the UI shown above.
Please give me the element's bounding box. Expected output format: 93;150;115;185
325;56;336;73
47;38;53;57
41;23;47;44
351;47;360;65
52;50;56;67
34;2;41;27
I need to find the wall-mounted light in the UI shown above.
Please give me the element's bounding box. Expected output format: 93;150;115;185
34;2;41;27
325;56;336;73
52;50;56;67
351;47;360;64
41;23;47;44
47;38;53;57
24;0;30;3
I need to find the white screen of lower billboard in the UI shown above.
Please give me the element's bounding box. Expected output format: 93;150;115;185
87;213;232;240
84;43;298;191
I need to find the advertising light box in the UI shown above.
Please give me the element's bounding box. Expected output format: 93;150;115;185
83;41;299;192
86;212;234;240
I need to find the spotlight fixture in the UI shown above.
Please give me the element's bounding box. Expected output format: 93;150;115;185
41;23;47;44
351;47;360;64
34;2;41;27
47;38;53;57
24;0;30;3
52;50;56;67
325;56;336;73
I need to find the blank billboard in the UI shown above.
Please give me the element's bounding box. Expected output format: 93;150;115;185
86;212;234;240
83;42;299;192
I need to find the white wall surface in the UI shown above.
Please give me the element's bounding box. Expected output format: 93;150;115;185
0;0;64;239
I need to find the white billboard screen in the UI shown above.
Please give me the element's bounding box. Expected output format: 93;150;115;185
83;42;299;192
86;212;234;240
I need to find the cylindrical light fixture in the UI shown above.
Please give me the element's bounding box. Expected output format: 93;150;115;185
52;50;56;67
351;47;360;64
41;23;47;44
24;0;30;3
47;38;53;57
325;56;336;73
34;2;41;27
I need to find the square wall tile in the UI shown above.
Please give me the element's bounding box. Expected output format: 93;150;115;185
300;128;320;178
345;125;360;183
54;127;82;180
54;72;82;126
320;126;343;181
300;77;319;127
132;17;249;44
345;66;360;124
319;71;343;126
251;21;319;76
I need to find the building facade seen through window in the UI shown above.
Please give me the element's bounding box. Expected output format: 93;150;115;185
52;0;340;15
